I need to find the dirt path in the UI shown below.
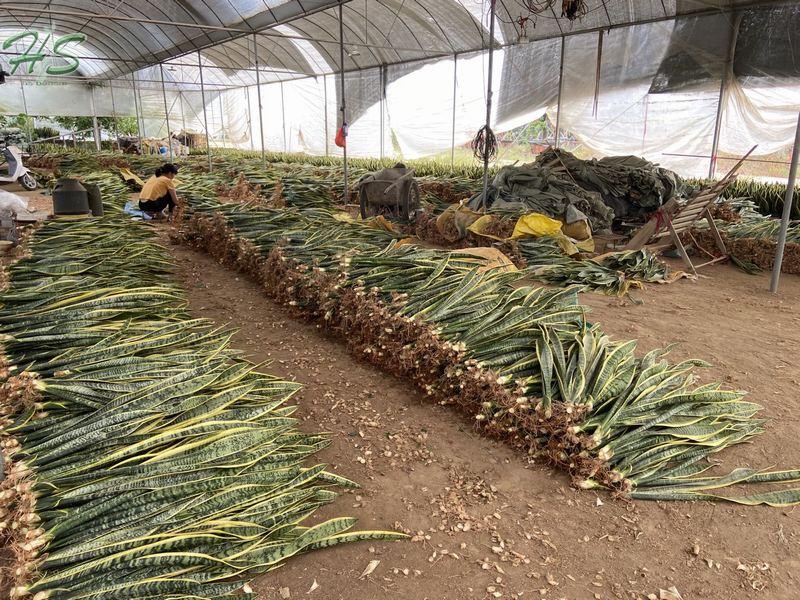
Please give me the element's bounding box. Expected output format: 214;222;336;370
166;240;799;600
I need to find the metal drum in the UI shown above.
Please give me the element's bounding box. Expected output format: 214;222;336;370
83;182;104;217
53;178;90;215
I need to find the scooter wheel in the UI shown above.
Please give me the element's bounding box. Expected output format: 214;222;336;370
18;172;37;191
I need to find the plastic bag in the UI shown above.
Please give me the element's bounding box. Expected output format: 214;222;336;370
511;212;563;239
0;189;30;215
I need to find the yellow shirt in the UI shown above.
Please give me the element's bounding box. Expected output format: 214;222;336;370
140;175;175;200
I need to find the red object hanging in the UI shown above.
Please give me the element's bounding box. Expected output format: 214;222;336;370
335;124;348;148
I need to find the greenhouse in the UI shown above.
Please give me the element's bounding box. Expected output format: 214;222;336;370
0;1;799;600
0;1;797;177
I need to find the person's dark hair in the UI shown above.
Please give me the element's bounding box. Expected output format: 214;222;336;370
154;167;163;177
393;162;406;169
160;163;179;175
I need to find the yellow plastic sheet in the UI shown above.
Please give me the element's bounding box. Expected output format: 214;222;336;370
511;213;563;239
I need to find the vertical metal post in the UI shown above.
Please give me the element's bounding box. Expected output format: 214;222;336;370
451;54;457;168
217;92;226;148
245;86;254;151
130;72;144;153
554;36;565;148
198;51;212;172
379;64;386;159
323;75;329;157
90;87;101;152
134;72;147;140
109;80;121;152
280;81;287;152
178;92;187;156
339;3;349;201
709;12;742;179
481;1;497;201
770;112;800;293
159;64;173;160
252;35;266;166
592;30;603;118
18;81;33;150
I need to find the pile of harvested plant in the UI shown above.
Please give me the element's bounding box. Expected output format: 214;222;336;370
168;170;800;507
0;197;400;598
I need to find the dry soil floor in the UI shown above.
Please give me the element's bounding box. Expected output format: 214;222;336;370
166;238;799;600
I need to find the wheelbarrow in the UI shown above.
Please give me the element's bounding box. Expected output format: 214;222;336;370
358;166;420;221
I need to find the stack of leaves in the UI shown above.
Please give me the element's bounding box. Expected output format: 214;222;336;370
689;199;800;274
0;212;400;598
720;178;799;219
174;171;800;508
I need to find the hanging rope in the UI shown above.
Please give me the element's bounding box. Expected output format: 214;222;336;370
471;125;497;163
562;0;588;20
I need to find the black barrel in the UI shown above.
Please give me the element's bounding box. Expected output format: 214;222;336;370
53;178;90;215
84;182;104;217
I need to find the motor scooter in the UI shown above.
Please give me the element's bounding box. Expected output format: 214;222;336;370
0;144;37;190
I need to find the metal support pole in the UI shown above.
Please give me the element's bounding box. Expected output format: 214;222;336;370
770;112;800;294
217;92;227;148
379;64;386;159
451;54;457;168
159;64;173;160
554;36;565;148
709;12;742;179
592;30;603;118
280;81;287;152
338;3;349;202
245;86;254;151
90;87;101;152
480;1;497;201
252;35;266;167
130;73;144;153
178;92;187;156
109;81;121;152
323;75;329;157
18;81;33;150
135;73;147;140
198;51;212;172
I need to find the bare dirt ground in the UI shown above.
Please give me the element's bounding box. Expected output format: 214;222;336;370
166;239;799;600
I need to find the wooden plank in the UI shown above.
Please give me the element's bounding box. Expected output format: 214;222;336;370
706;212;728;255
15;211;50;223
668;220;696;275
622;204;674;250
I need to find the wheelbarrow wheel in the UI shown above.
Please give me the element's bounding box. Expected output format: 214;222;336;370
359;186;370;219
400;181;420;221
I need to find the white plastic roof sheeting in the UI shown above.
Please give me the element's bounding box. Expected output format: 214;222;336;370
0;1;798;178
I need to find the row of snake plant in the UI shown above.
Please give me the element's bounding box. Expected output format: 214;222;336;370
0;202;400;598
175;171;800;507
